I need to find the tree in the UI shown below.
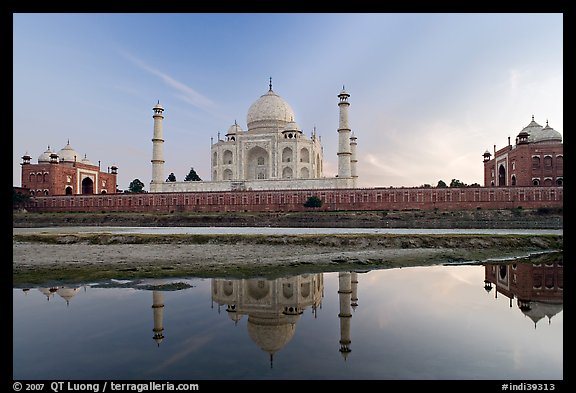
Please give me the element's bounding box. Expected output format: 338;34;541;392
166;172;176;182
304;196;323;208
128;178;145;193
436;180;447;188
13;189;30;209
450;179;466;188
184;167;202;181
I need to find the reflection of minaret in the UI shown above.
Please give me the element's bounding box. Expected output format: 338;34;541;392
152;291;165;347
350;272;359;311
338;272;352;360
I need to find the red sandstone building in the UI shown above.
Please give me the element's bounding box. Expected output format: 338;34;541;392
483;116;563;187
20;141;118;196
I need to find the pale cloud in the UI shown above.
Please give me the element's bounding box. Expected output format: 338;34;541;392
119;50;216;112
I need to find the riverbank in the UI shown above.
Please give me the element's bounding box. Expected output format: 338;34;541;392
12;207;564;229
13;232;563;286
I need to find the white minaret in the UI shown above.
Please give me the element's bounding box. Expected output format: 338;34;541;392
350;132;358;182
337;87;352;178
151;101;165;190
338;271;353;359
152;291;165;347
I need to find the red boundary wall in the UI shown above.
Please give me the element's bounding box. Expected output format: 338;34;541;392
22;186;563;213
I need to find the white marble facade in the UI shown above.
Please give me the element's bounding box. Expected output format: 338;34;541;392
150;81;357;193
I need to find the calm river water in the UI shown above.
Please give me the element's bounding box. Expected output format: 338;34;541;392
13;260;562;380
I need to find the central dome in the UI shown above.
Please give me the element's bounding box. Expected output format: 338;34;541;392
246;89;295;132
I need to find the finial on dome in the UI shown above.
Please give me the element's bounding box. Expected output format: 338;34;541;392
269;77;273;91
546;119;549;126
157;100;160;105
532;114;535;121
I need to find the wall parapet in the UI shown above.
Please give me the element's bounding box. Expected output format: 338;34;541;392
22;186;563;213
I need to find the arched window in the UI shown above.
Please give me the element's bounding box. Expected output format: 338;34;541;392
511;175;516;186
300;148;309;163
532;156;540;168
223;169;233;180
532;178;540;186
282;167;293;179
223;150;233;165
212;152;218;166
282;147;293;163
556;178;563;186
65;186;73;195
544;155;553;167
301;167;310;178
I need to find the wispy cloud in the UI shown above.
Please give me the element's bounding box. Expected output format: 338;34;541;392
119;50;216;112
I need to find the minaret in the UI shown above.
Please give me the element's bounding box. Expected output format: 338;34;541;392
350;132;358;183
152;291;165;347
337;87;352;178
337;271;353;359
151;101;165;190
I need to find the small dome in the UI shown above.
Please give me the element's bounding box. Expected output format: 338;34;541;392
57;141;80;163
37;146;53;163
520;117;563;144
226;122;243;136
80;154;94;166
247;89;295;132
283;119;301;133
535;123;562;144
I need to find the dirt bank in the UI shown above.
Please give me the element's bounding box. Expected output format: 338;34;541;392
12;208;564;229
13;232;563;287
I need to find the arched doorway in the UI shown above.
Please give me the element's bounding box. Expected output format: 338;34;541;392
246;146;269;180
65;186;73;195
81;177;94;194
498;164;506;186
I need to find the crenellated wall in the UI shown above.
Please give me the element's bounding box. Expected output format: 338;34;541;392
23;186;563;213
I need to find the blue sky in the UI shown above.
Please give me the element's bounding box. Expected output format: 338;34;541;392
13;13;563;190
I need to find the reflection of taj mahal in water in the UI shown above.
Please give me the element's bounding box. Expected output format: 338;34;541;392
210;272;360;364
24;260;563;364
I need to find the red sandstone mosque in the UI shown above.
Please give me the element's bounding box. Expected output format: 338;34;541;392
482;116;563;187
20;140;118;197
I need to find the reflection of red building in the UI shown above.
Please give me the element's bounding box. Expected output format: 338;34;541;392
483;255;563;327
20;141;117;196
483;116;563;187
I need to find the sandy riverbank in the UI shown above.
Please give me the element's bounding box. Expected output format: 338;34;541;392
12;232;563;286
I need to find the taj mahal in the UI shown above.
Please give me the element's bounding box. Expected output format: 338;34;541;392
150;79;358;193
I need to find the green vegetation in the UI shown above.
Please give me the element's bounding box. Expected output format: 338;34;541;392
184;167;202;181
127;179;145;193
304;196;323;208
166;172;176;182
13;189;30;209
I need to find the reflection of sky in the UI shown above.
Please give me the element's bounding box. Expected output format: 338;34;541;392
13;266;562;380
